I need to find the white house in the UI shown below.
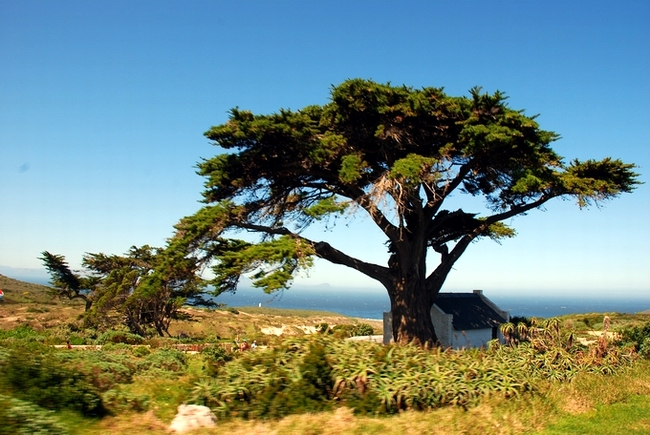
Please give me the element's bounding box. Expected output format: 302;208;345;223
383;290;509;348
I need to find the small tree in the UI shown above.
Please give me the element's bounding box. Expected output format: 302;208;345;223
173;79;639;346
42;246;208;336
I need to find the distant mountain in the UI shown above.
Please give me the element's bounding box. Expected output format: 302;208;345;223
0;265;50;285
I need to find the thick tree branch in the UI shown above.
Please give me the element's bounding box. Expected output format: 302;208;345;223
311;240;391;287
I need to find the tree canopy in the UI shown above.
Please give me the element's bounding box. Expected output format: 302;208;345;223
41;251;96;311
41;246;208;336
173;79;639;346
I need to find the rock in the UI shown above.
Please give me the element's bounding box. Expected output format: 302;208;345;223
168;404;217;433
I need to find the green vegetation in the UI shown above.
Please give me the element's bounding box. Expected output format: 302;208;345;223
2;275;650;434
188;318;636;420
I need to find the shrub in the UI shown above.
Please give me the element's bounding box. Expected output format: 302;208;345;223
56;349;137;391
102;389;150;413
331;324;353;338
620;321;650;358
195;339;334;419
316;322;330;334
352;323;375;337
0;324;44;342
2;346;105;416
330;323;375;338
137;348;188;374
201;345;233;376
132;345;151;358
0;394;68;435
640;337;650;359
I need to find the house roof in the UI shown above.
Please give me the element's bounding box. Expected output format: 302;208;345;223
434;293;508;330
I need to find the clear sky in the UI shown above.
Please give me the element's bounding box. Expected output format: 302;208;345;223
1;1;648;299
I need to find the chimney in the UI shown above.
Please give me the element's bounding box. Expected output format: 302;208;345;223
473;289;483;295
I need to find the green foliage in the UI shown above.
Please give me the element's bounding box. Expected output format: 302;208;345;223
330;323;375;338
620;321;650;358
0;394;69;435
339;154;368;183
57;350;136;391
303;196;348;220
352;323;375;337
39;251;93;311
201;344;233;376
188;321;636;420
101;389;150;413
208;236;314;293
0;324;44;342
137;347;188;374
190;339;334;419
131;345;151;357
1;345;105;416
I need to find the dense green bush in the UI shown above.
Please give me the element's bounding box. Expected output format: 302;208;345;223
621;321;650;358
330;322;375;338
137;347;188;374
1;345;105;416
0;324;44;342
102;389;150;413
190;339;334;419
0;394;68;435
131;345;151;357
57;349;137;391
201;344;234;376
352;323;375;336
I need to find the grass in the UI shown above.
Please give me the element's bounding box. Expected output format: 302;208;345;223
538;395;650;435
533;359;650;435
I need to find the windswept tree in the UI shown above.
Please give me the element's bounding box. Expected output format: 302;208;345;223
173;79;639;346
41;246;207;336
40;251;96;311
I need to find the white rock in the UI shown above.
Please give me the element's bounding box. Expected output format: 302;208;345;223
169;404;217;433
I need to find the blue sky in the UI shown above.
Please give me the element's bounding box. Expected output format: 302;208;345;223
1;1;648;299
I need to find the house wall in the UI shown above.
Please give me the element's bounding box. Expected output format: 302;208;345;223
450;328;494;349
430;305;453;347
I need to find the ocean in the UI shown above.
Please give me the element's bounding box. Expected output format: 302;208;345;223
214;286;650;320
9;273;648;320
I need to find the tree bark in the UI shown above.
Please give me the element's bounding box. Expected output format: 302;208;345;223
387;276;439;347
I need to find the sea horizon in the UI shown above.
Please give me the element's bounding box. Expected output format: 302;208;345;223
214;286;650;320
5;272;648;320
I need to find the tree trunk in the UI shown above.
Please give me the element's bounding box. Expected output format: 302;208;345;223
388;277;439;347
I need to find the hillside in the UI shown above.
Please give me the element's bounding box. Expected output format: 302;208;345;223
0;274;382;339
0;273;86;330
